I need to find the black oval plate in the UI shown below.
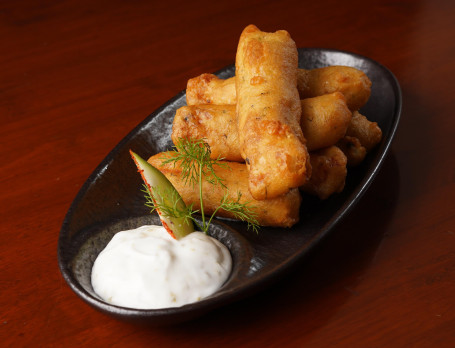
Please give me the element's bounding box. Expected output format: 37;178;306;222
58;48;401;325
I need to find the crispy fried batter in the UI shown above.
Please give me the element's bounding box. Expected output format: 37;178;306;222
148;152;302;228
297;66;371;111
301;146;347;199
185;66;371;111
171;104;243;162
172;93;351;157
345;111;382;151
301;92;352;151
235;24;310;200
186;74;236;105
337;136;367;166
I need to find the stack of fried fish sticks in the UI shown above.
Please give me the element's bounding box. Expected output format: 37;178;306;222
149;24;382;228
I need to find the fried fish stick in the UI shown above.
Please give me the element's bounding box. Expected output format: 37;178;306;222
186;74;236;105
336;136;367;166
297;66;371;111
148;152;302;228
345;111;382;151
186;67;371;111
301;146;347;200
235;24;310;200
300;92;352;151
171;104;243;162
172;93;351;158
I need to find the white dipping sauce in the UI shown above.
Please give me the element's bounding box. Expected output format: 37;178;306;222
91;225;232;309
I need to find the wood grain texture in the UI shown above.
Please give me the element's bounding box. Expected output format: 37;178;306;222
1;0;454;346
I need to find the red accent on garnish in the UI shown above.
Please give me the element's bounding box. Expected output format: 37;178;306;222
130;150;177;240
161;220;177;239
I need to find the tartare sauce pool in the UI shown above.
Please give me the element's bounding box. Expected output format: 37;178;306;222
91;225;232;309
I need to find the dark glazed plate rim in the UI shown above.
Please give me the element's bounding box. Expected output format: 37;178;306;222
58;48;401;325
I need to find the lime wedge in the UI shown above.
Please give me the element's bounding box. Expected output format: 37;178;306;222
130;150;194;239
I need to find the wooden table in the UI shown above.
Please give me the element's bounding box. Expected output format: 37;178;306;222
2;0;454;346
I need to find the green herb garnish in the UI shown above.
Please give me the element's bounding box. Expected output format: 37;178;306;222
158;138;259;234
142;184;196;228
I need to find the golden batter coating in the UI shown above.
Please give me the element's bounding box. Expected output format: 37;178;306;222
148;152;302;228
172;93;351;157
235;24;310;200
337;136;367;166
300;92;352;151
301;146;348;200
171;104;243;162
297;66;371;111
185;66;371;111
186;74;234;105
186;74;236;105
345;111;382;151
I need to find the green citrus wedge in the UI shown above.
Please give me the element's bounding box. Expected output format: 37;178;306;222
130;150;194;239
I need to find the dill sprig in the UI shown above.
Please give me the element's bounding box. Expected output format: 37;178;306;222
162;138;228;188
158;138;260;234
142;184;196;228
211;192;259;234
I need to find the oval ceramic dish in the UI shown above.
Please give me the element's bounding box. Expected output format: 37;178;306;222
58;48;401;325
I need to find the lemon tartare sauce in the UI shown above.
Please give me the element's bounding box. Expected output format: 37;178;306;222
91;225;232;309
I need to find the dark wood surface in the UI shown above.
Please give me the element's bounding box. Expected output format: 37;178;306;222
1;0;454;346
